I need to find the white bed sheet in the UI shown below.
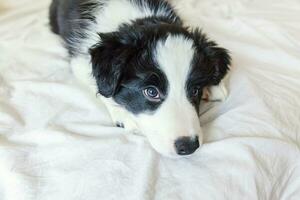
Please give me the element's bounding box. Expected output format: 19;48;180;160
1;0;300;199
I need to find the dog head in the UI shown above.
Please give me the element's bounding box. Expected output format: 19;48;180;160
90;22;231;156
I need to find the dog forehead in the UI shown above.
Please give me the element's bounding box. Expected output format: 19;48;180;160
154;35;195;90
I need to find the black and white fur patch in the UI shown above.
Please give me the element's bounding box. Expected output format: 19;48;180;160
49;0;231;156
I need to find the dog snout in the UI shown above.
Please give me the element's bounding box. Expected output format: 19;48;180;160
175;136;199;156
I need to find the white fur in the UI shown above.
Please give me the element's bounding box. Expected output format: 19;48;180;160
79;0;174;54
131;35;203;156
70;56;97;92
95;0;154;33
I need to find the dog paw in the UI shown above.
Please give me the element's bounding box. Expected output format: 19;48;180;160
114;119;140;134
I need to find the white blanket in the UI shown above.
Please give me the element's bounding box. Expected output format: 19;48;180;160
1;0;300;199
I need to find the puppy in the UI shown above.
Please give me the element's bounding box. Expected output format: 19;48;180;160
49;0;231;156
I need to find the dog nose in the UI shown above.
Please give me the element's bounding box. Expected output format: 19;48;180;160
175;136;199;155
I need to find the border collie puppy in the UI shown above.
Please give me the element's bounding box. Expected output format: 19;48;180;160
49;0;231;156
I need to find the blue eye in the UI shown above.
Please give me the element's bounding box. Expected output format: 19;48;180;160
143;86;161;101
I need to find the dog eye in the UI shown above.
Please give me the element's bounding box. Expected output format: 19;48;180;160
143;86;161;101
192;87;201;97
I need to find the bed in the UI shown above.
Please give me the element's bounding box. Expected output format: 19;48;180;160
1;0;300;199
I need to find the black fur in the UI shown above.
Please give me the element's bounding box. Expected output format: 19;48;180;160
49;0;102;55
88;22;188;100
49;0;59;34
89;26;170;114
89;22;186;113
191;29;231;86
186;29;231;111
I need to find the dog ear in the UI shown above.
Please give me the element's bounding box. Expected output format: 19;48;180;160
192;29;231;85
89;32;137;98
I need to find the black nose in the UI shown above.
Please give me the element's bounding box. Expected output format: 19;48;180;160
175;136;199;155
